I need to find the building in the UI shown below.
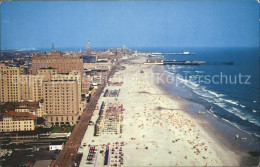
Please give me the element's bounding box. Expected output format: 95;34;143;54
31;51;83;76
0;63;24;102
86;41;91;57
20;74;45;102
81;76;91;94
0;111;37;132
83;63;110;80
42;70;82;126
0;101;44;118
20;68;59;102
0;62;45;103
0;63;45;103
14;103;44;118
83;62;111;71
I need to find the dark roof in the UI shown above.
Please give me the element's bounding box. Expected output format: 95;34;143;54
0;101;40;112
50;141;65;145
0;111;37;120
39;67;56;70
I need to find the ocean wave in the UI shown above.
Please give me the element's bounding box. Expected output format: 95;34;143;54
189;82;199;87
223;107;260;127
176;78;201;90
166;70;259;129
176;66;184;69
215;102;227;108
169;66;175;70
165;70;174;74
221;118;251;135
215;100;260;129
181;82;201;92
239;104;246;108
176;77;196;88
215;103;249;122
253;133;260;138
207;90;223;97
198;88;224;99
222;99;239;106
193;88;222;103
208;109;214;114
222;118;233;124
249;119;260;127
230;110;247;121
218;106;246;121
193;89;209;97
195;71;204;73
232;107;241;113
199;96;215;103
176;77;188;84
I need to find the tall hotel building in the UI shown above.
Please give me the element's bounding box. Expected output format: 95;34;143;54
0;63;24;102
41;69;82;125
31;51;83;76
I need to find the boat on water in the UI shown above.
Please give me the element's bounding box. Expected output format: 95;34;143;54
160;52;196;55
182;51;190;55
149;52;162;57
182;51;195;55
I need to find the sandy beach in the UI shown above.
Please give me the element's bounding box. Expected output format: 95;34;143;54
79;56;241;166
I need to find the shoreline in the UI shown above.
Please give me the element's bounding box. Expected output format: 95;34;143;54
152;64;260;166
79;56;257;166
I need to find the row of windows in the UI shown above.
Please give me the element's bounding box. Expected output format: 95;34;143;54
1;121;33;124
0;127;34;132
47;110;74;113
0;125;33;128
50;116;75;122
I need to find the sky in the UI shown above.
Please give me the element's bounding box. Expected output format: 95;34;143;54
0;0;259;50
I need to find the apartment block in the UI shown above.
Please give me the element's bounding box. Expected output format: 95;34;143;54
0;111;36;132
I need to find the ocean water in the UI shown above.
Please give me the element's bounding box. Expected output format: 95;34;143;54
145;47;260;138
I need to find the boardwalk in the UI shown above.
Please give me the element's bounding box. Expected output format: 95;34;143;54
54;65;118;167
